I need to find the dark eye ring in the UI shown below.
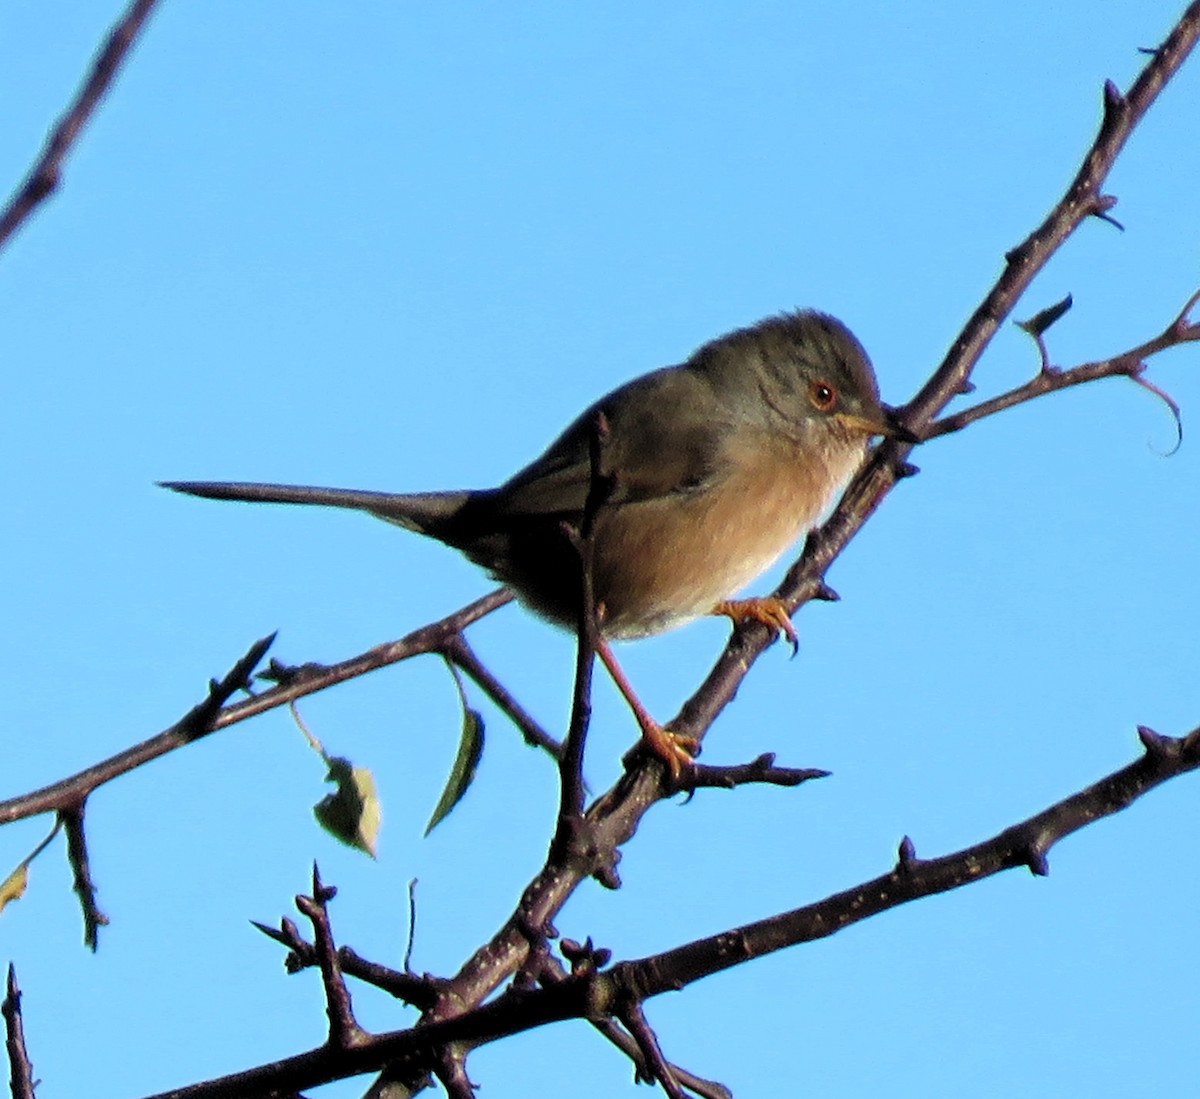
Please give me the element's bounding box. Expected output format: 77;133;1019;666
809;381;838;411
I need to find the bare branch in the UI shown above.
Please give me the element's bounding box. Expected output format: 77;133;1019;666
0;589;511;830
923;288;1200;441
442;634;562;758
61;803;109;951
0;634;275;826
293;864;366;1050
0;0;162;253
611;724;1200;996
558;410;614;824
135;721;1200;1098
613;998;685;1099
251;918;440;1010
685;753;830;791
2;966;36;1099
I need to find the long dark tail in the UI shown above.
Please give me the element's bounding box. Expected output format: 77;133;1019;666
159;480;471;538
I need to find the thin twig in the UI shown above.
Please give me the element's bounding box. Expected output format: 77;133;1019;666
293;865;365;1050
441;634;563;759
2;965;36;1099
558;410;614;823
0;590;512;827
614;998;685;1099
60;803;109;951
250;918;440;1010
404;877;419;975
685;753;830;791
923;288;1200;441
0;0;162;253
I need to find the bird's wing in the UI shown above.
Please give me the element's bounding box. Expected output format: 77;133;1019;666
492;366;730;518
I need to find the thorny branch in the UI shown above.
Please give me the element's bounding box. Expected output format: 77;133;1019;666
137;723;1200;1098
923;288;1200;442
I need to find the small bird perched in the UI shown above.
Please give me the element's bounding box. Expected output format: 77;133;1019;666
163;310;902;776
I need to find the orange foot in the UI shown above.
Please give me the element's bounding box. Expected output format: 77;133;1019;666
638;722;701;782
714;596;799;653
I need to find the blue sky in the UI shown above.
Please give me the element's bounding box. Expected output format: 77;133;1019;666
1;3;1198;1097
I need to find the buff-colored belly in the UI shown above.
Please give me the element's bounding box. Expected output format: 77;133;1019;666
592;437;864;639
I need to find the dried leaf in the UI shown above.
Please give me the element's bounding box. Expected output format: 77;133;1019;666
314;756;382;858
293;702;382;858
0;821;61;919
0;863;29;915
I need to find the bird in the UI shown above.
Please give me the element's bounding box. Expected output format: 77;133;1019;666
163;310;903;778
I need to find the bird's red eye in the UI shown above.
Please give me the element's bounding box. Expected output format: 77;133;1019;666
809;380;838;411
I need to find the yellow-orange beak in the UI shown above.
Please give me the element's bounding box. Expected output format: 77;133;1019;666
836;407;917;441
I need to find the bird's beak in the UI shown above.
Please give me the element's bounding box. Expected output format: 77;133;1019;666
836;405;919;442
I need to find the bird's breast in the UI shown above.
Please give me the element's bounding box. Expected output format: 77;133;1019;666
591;433;865;639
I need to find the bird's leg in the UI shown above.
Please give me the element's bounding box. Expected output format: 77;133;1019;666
595;638;698;780
713;597;799;653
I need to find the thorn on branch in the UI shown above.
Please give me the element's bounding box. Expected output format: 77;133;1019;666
1136;724;1179;760
893;460;920;480
251;916;312;972
1102;78;1127;118
813;581;841;603
181;632;277;741
2;964;35;1099
1025;844;1051;877
1091;196;1125;232
896;835;918;872
593;862;623;891
256;656;326;688
294;863;365;1049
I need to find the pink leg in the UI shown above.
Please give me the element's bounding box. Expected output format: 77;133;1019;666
596;637;698;779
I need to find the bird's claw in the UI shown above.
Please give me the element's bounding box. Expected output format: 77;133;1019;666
626;723;700;783
714;596;799;654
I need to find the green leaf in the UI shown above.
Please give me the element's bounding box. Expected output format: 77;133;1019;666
424;704;485;836
314;756;382;858
1018;294;1073;338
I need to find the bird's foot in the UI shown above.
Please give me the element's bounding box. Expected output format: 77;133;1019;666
635;722;700;783
714;596;799;653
